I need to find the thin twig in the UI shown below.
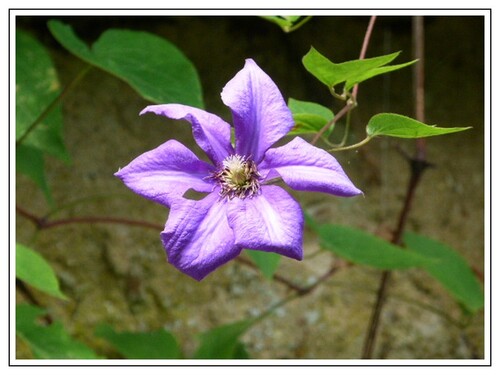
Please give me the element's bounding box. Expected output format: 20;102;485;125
235;256;305;293
311;15;377;146
335;109;352;148
311;104;354;145
361;16;428;359
328;135;372;152
352;15;377;101
16;204;163;231
361;159;428;358
17;204;343;296
413;16;427;159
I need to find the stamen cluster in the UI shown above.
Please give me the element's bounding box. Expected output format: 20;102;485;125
212;154;261;199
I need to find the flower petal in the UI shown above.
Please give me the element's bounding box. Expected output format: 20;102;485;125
115;139;214;207
140;104;234;164
161;192;241;281
221;59;294;163
226;186;303;260
259;137;363;197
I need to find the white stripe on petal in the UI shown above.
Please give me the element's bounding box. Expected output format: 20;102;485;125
226;186;303;260
115;139;214;207
259;137;363;197
161;192;241;281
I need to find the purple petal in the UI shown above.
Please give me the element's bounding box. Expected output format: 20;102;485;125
221;59;294;163
115;139;214;207
161;192;241;281
226;186;303;260
140;104;234;165
259;137;363;197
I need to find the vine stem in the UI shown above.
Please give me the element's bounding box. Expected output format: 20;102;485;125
16;204;163;231
16;65;92;146
311;15;377;146
311;104;354;145
361;16;428;359
328;135;372;152
16;204;345;295
352;15;377;100
249;260;344;330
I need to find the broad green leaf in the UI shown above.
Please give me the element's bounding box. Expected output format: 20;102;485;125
302;47;414;93
16;304;101;359
48;20;203;108
289;98;334;119
404;232;484;313
16;29;69;162
246;250;281;279
95;324;181;359
16;243;67;300
366;113;472;138
288;98;334;135
194;320;252;359
317;225;434;269
16;144;53;205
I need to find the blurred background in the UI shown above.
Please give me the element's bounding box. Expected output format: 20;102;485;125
16;15;485;359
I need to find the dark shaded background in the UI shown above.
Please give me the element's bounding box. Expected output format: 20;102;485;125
16;15;485;359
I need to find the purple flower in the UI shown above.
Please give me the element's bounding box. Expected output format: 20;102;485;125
115;59;362;281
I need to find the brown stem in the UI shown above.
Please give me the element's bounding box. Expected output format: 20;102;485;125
352;15;377;100
361;16;428;359
311;104;354;145
362;157;430;358
311;16;377;146
236;254;344;295
413;16;427;160
43;216;164;231
235;256;305;292
298;261;342;295
17;204;344;296
16;204;163;231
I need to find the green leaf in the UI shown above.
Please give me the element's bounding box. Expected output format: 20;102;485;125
288;98;334;136
48;20;203;108
16;144;53;205
16;304;101;359
16;243;67;300
16;29;69;162
95;324;181;359
232;341;251;359
404;232;484;313
304;210;320;231
302;47;415;93
366;113;472;138
317;225;434;269
261;16;308;32
344;60;416;91
194;320;252;359
246;250;281;279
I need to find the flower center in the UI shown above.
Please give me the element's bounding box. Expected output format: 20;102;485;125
212;155;261;199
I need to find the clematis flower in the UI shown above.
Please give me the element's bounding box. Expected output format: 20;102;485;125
115;59;362;281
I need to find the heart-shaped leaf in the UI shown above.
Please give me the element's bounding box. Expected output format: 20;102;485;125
48;20;204;108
